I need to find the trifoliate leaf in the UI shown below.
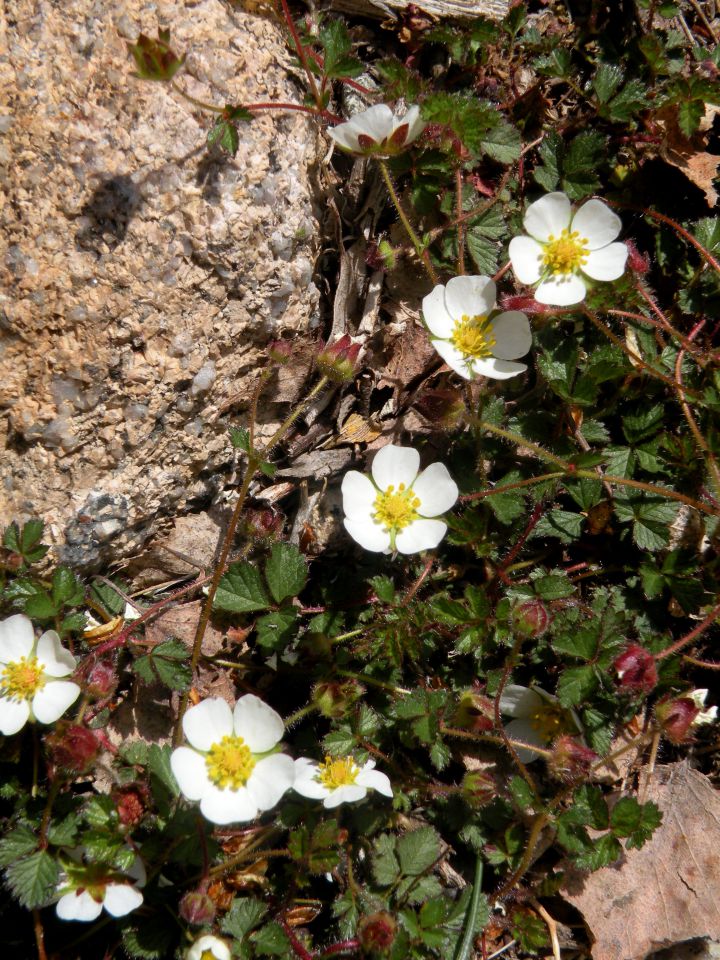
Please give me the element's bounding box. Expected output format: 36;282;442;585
134;638;191;690
215;562;269;613
5;851;59;908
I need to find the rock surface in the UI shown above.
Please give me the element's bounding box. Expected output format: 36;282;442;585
0;0;320;569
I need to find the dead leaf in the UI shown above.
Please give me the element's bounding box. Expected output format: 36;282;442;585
145;600;225;657
563;761;720;960
673;151;719;207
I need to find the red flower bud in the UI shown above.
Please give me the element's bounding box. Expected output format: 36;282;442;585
454;690;494;733
461;770;496;808
46;723;100;777
655;697;700;744
548;735;597;782
512;599;551;638
243;506;284;542
113;784;149;827
366;240;398;272
86;658;117;699
614;644;657;694
624;239;650;275
179;889;217;926
312;680;364;719
358;911;397;952
268;339;294;365
317;335;361;382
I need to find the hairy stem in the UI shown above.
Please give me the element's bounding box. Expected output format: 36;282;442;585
377;159;438;284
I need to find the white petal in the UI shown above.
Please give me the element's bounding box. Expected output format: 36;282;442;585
571;199;622;249
328;123;360;152
401;105;426;144
582;243;628;281
323;784;367;808
171;746;210;801
36;631;77;677
200;783;258;825
509;236;543;284
341;471;378;521
534;274;587;306
422;284;455;338
371;445;420;491
504;719;545;763
293;758;330;800
56;890;103;922
183;698;233;752
353;103;394;142
444;275;496;321
499;685;545;718
0;696;30;735
103;883;143;917
233;694;284;752
247;754;295;810
490;311;532;360
432;338;474;380
470;358;528;380
0;614;35;663
524;192;572;242
412;463;459;517
356;767;393;797
189;936;232;960
32;681;80;724
343;516;391;553
395;518;447;554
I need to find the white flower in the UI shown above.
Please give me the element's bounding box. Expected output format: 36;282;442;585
508;191;628;306
328;103;425;156
56;852;145;922
689;689;718;726
499;684;582;763
422;275;532;381
0;614;81;736
186;934;232;960
293;756;392;808
341;444;459;554
170;695;295;825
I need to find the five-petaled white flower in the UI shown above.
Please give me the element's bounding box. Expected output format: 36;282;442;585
499;684;582;763
689;689;718;727
293;756;393;808
186;934;232;960
170;695;295;825
508;191;628;306
328;103;425;156
0;614;81;736
341;444;459;554
422;275;532;380
56;851;145;922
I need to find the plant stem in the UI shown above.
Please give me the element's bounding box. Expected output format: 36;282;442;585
33;910;48;960
654;602;720;661
170;79;225;113
456;168;466;275
460;473;564;501
452;855;484;960
377;159;438;284
441;724;553;758
673;320;720;498
278;0;321;108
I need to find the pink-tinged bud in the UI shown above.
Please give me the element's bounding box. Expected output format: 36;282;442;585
625;239;650;275
113;784;149;827
86;658;117;699
454;690;494;733
461;770;496;808
414;387;465;427
366;240;398;272
655;697;700;744
46;723;100;777
243;506;284;542
317;334;361;382
358;911;397;952
312;680;364;719
499;294;545;314
614;644;657;694
512;599;551;638
548;735;597;782
179;889;217;926
268;339;294;365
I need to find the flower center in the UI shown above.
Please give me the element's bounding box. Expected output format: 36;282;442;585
529;704;574;742
541;229;589;275
318;756;359;790
205;735;256;790
373;483;421;534
451;314;496;359
1;656;45;701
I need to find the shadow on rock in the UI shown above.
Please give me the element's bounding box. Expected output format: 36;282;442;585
75;174;143;253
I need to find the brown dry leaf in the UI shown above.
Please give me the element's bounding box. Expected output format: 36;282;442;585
671;151;720;207
377;319;438;394
563;761;720;960
145;600;225;657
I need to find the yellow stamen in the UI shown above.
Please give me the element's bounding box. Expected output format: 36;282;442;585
205;735;255;790
541;229;589;275
1;656;45;701
318;756;359;790
451;313;496;359
373;482;421;534
529;703;574;741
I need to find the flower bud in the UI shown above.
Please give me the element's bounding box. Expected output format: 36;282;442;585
461;770;496;808
358;911;397;952
414;387;465;427
113;784;148;827
512;599;551;638
547;735;597;783
366;240;399;272
624;239;650;275
316;334;361;382
243;506;284;542
46;723;100;777
179;889;217;927
312;680;364;719
86;658;118;700
127;30;185;82
655;696;699;744
499;294;545;314
614;644;657;694
267;339;294;365
453;690;494;733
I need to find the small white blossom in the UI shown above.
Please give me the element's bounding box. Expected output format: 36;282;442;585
56;852;145;922
170;695;295;825
422;275;532;380
293;756;392;808
0;614;81;736
508;191;628;306
186;934;232;960
499;684;582;763
689;689;718;727
328;103;425;156
341;444;459;554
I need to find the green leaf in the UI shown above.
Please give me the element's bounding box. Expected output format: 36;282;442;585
370;575;395;603
252;921;292;955
562;131;606;199
255;608;297;652
593;62;624;102
533;510;584;544
318;20;363;78
122;918;178;960
230;426;251;451
396;826;441;876
134;638;191;690
222;896;268;940
509;776;534;810
556;665;597;706
47;815;79;848
5;851;59;908
535;48;572;78
481;120;521;164
0;825;38;866
677;98;705;138
610;797;662;848
605;79;647;121
215;562;269;613
533;131;562;192
127;30;185;82
148;744;180;798
3;519;48;564
24;589;58;619
323;726;356;755
51;566;84;607
614;493;679;551
466;228;499;274
372;833;401;885
264;543;307;603
208;117;239;155
573;833;622;870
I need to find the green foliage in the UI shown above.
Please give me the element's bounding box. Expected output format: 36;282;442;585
134;638;191;690
5;851;59;909
127;30;185;82
2;519;49;566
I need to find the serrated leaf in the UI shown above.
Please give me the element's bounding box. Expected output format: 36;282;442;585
222;896;268;940
51;566;84;607
466;228;499;274
215;562;269;613
677;98;704;138
481;120;521;163
134;638;191;690
5;851;59;908
556;665;597;706
533;509;584;544
372;833;401;885
148;743;180;798
593;62;624;102
573;833;622;870
230;426;251;451
264;543;307;603
122;918;178;960
0;825;38;866
509;775;534;810
396;826;441;876
208;118;239;155
369;575;395;603
252;921;291;955
255;607;297;652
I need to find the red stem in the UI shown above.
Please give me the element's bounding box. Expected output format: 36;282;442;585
654;602;720;661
